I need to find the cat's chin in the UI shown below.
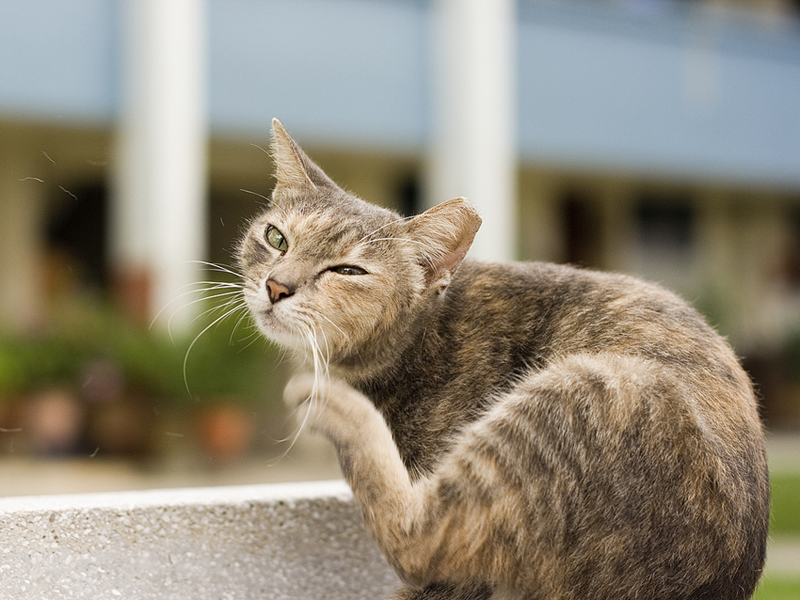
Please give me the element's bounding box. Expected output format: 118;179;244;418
245;295;297;345
252;313;303;350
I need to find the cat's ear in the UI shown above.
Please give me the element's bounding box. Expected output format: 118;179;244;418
271;118;335;191
408;197;482;292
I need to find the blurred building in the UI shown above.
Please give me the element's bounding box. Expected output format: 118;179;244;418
1;0;799;417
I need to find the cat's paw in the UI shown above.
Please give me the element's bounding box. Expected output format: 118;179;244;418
283;374;375;442
283;373;317;412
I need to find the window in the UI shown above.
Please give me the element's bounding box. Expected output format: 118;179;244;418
632;192;696;292
561;190;603;268
635;196;694;254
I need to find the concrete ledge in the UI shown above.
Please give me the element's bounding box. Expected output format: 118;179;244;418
0;480;400;599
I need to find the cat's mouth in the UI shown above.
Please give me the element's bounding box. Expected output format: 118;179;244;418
245;293;307;350
250;302;287;333
254;308;303;347
244;292;283;331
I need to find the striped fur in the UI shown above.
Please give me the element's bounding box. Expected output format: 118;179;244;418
241;121;769;600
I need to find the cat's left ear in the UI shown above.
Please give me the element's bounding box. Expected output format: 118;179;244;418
271;118;336;191
407;197;482;292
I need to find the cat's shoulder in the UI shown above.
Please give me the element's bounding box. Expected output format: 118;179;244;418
454;259;659;296
451;259;697;321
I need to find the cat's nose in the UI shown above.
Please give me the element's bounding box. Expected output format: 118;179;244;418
265;279;294;304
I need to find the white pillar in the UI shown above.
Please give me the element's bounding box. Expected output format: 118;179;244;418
428;0;517;261
112;0;208;331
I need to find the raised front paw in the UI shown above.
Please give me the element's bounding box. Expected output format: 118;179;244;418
283;372;318;412
282;373;377;442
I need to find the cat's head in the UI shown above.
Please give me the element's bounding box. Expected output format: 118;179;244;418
238;119;481;372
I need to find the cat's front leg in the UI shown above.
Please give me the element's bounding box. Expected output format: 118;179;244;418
283;375;472;590
283;374;419;525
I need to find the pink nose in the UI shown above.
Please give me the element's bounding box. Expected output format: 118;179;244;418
265;279;294;304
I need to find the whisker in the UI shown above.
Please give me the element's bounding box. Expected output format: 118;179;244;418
317;313;365;369
239;188;272;205
229;305;253;345
317;313;348;342
180;289;243;312
250;143;271;157
363;235;436;252
235;330;264;354
271;323;323;459
185;294;243;331
188;259;244;279
150;280;244;334
357;215;414;245
162;290;243;340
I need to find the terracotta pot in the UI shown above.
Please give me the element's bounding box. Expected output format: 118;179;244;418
86;396;155;457
0;397;23;454
195;402;254;462
23;388;85;455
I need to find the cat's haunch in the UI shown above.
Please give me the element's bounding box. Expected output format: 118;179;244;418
239;119;769;600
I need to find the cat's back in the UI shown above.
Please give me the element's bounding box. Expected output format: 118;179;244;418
433;261;770;599
452;259;715;350
450;260;752;394
385;260;764;475
448;259;765;455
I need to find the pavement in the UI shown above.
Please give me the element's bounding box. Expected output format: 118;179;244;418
0;433;343;498
766;431;800;475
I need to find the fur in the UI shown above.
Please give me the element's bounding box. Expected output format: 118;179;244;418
239;120;769;600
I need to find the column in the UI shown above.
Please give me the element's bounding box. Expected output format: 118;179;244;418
695;189;736;335
111;0;208;332
428;0;517;261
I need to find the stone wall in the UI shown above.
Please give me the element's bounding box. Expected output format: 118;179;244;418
0;480;400;600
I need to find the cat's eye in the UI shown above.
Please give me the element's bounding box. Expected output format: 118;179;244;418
330;265;368;276
265;225;288;253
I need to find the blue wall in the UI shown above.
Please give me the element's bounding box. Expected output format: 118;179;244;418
1;0;798;188
208;0;429;149
0;0;119;123
517;0;800;188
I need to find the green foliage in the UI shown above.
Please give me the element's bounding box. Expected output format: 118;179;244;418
785;332;800;383
753;576;800;600
0;301;281;408
0;335;81;394
770;473;800;535
177;314;280;405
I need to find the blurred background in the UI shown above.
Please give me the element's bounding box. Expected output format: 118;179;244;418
0;0;799;566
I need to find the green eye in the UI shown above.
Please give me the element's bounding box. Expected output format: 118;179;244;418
330;265;367;276
265;225;288;253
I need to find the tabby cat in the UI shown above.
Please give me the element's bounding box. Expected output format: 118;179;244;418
239;120;769;600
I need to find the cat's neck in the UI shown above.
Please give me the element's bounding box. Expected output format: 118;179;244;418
329;289;447;384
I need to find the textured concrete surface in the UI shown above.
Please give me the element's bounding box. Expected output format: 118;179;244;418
0;480;400;600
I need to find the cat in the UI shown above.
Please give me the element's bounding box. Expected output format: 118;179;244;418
238;119;770;600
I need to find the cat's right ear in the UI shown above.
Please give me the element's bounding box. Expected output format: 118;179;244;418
407;198;482;292
270;118;335;191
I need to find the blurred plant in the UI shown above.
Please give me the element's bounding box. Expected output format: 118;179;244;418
0;297;281;408
0;334;81;397
785;330;800;384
